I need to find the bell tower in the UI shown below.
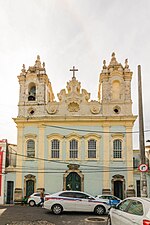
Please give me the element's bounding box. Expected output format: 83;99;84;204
17;55;54;118
98;53;133;116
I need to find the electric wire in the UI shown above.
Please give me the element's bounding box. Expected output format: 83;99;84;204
42;124;150;134
8;151;138;169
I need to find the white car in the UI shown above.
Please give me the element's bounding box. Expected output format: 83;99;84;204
107;197;150;225
95;194;121;206
43;190;110;215
27;192;50;207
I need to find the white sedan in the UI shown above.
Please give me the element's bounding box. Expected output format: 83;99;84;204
107;197;150;225
43;190;110;215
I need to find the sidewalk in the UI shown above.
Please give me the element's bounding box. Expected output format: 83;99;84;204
0;208;7;216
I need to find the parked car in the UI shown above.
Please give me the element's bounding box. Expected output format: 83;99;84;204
107;197;150;225
28;192;50;207
43;190;110;215
95;194;121;206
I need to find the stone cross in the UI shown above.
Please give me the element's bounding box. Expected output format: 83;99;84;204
70;66;78;78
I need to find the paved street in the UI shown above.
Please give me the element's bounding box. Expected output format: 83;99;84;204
0;205;108;225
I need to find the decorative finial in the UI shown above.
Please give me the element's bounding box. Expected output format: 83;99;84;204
109;52;118;66
21;64;26;74
112;52;115;58
125;59;129;68
103;60;107;69
22;64;25;70
35;55;42;68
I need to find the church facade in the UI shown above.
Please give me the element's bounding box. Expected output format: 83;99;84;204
9;53;137;202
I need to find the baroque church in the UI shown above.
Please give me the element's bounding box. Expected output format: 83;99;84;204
7;53;137;202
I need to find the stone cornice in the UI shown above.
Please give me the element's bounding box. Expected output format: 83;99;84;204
13;115;137;122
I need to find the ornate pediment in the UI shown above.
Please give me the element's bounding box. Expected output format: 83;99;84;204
45;68;102;116
57;75;90;112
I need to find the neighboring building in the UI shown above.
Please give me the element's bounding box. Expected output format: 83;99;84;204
5;143;17;204
145;144;150;164
6;53;137;203
0;139;7;204
133;144;150;197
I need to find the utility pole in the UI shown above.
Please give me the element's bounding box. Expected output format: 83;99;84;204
138;65;147;197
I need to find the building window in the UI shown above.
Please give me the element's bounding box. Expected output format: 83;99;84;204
51;139;60;158
133;157;140;168
133;157;136;168
70;139;78;158
27;140;35;157
88;139;96;158
113;139;122;158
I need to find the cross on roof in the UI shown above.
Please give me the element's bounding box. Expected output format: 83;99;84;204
70;66;78;78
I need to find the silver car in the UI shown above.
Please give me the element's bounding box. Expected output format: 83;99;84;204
107;197;150;225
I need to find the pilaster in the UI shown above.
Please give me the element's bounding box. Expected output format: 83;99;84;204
102;123;111;194
37;125;45;189
15;125;24;202
15;125;23;188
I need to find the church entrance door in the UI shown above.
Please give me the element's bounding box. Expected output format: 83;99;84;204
114;180;123;199
26;180;34;197
66;172;81;191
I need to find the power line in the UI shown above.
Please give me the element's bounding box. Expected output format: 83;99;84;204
8;151;137;169
42;124;150;134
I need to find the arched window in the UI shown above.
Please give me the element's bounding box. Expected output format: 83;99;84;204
88;139;96;158
28;84;36;101
70;139;78;158
51;139;60;158
113;139;122;158
27;140;35;157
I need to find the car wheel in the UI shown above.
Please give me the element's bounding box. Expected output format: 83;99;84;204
107;215;112;225
29;200;35;207
52;204;63;215
94;205;105;215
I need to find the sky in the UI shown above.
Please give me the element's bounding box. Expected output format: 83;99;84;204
0;0;150;148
